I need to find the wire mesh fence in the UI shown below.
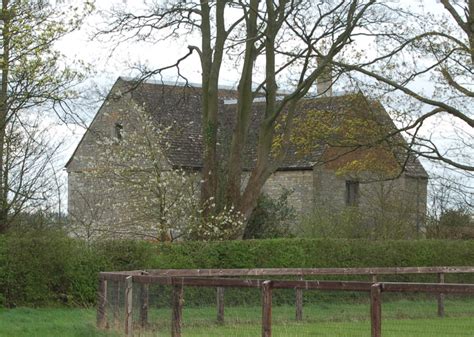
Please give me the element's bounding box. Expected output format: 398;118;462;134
380;295;474;336
97;267;474;337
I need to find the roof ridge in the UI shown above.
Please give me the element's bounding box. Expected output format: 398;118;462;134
119;76;353;97
119;76;239;91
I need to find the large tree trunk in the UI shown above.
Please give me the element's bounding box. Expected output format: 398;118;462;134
199;0;372;230
225;0;259;205
237;0;279;225
200;1;226;215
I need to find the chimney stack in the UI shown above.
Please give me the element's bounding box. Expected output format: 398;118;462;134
316;56;333;97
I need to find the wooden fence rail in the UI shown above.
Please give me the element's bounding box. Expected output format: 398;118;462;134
115;266;474;278
97;266;474;337
99;266;474;323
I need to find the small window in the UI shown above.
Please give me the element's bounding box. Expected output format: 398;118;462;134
345;181;359;207
114;122;123;141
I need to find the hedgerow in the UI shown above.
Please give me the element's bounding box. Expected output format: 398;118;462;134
0;231;473;307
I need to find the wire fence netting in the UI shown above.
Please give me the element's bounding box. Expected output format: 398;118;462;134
380;293;474;337
102;275;474;337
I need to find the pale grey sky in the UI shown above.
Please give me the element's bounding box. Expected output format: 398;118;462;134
54;0;472;211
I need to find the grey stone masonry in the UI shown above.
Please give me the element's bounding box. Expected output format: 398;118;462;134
66;77;429;239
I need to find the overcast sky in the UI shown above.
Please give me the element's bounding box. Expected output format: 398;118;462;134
57;0;447;85
57;0;448;121
57;1;457;147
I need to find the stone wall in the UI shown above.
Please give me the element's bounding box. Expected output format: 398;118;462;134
67;80;428;240
403;175;428;230
67;172;122;240
312;165;428;234
69;85;131;171
67;81;176;240
262;170;314;216
313;166;346;210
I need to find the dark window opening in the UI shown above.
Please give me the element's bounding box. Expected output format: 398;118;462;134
346;180;359;206
114;122;123;141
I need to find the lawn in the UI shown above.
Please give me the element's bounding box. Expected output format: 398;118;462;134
0;299;473;337
0;307;119;337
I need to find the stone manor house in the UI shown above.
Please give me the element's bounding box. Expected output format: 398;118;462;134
66;77;428;240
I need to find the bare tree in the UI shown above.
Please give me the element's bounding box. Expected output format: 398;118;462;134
333;0;473;172
4;115;64;222
427;168;473;220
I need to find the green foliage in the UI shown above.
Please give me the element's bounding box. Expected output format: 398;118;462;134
10;211;65;231
0;231;473;307
297;207;367;239
281;97;402;179
243;191;295;239
427;208;474;240
93;240;155;271
148;239;474;281
0;1;93;232
1;229;70;306
0;229;106;307
297;206;420;240
439;209;472;228
0;230;159;307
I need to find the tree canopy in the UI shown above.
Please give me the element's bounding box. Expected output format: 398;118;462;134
0;0;92;232
97;0;472;234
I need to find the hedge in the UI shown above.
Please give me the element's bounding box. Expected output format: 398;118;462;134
0;231;473;307
151;239;474;269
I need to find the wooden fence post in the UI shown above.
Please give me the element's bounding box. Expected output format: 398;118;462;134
124;276;133;337
372;275;378;283
97;277;108;329
370;283;382;337
113;281;121;328
262;281;273;337
437;273;445;317
295;276;303;321
171;283;184;337
217;287;225;324
139;283;149;328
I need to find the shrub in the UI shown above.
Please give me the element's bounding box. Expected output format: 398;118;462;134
0;229;75;306
0;229;110;307
150;238;474;270
297;206;419;240
1;232;474;307
243;190;295;239
427;208;474;239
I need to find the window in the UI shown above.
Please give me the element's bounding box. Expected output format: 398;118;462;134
345;181;359;207
114;122;123;141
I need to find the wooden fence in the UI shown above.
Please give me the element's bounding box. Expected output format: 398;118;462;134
97;266;474;337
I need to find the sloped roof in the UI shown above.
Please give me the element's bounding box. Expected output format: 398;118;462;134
126;78;332;170
67;77;428;178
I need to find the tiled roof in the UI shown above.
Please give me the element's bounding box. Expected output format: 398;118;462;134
119;78;428;178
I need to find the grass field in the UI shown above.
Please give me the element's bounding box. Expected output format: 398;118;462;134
0;307;118;337
1;299;473;337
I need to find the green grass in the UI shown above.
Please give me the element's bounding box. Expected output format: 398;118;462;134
181;317;474;337
1;299;473;337
0;308;120;337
